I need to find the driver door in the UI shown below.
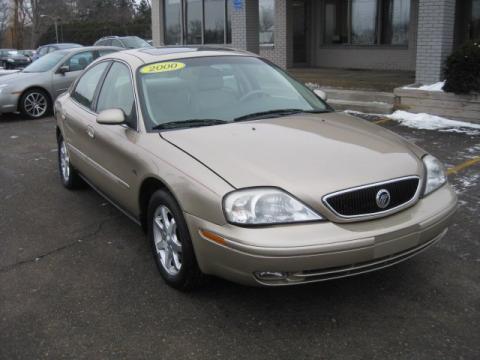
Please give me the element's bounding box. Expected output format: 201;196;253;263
53;50;96;97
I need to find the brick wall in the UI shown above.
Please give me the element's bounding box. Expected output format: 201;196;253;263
415;0;456;84
231;0;260;54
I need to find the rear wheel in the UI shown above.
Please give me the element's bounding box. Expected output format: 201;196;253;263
148;190;204;290
57;135;83;189
19;89;51;119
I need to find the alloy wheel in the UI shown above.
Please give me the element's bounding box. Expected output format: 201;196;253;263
153;205;183;276
24;92;48;118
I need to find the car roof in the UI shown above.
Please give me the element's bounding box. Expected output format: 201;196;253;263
103;46;255;65
98;35;140;40
58;46;123;55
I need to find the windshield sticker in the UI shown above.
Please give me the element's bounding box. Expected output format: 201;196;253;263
140;62;186;74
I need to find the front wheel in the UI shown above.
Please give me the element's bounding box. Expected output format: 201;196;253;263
148;190;204;290
19;89;51;119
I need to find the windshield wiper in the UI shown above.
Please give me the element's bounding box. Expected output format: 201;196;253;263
234;109;328;122
152;119;228;130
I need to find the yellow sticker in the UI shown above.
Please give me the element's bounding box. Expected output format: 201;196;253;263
140;62;186;74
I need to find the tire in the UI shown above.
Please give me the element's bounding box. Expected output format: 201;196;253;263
148;189;204;290
57;135;83;190
19;89;51;119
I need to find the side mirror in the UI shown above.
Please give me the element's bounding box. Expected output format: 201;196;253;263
96;109;125;125
58;65;69;75
314;89;328;101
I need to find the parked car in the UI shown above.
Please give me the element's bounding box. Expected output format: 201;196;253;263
94;36;151;49
0;49;32;69
19;49;36;61
54;47;457;290
0;46;121;118
32;43;82;61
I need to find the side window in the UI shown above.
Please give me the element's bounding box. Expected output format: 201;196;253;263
98;49;117;57
111;39;123;47
66;51;95;72
96;62;136;127
71;62;110;109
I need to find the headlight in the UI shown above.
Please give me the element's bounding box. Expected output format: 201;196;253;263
7;58;14;63
223;188;323;225
423;155;447;196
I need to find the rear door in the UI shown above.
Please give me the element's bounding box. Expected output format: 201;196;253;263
61;61;111;180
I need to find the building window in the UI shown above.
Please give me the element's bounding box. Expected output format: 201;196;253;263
324;0;348;44
163;0;231;45
186;0;203;44
259;0;275;44
164;0;182;45
381;0;410;45
204;0;226;43
323;0;411;46
351;0;378;44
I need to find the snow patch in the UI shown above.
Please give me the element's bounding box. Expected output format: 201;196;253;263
404;81;445;92
452;173;480;194
387;111;480;135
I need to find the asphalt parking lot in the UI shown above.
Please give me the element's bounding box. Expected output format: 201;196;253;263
1;113;479;359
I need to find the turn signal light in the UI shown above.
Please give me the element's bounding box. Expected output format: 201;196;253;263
199;230;226;245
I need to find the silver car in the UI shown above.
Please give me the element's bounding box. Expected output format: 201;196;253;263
0;46;121;119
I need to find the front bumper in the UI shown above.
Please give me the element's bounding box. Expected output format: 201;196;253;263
0;90;20;113
186;184;457;286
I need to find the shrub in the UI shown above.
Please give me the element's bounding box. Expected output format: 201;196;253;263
443;40;480;94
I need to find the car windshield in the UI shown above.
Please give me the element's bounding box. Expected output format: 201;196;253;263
23;51;67;73
138;56;331;131
122;37;151;49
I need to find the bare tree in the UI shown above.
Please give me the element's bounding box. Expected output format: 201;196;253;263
0;0;11;47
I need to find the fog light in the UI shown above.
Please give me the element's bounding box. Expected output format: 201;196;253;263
255;271;287;280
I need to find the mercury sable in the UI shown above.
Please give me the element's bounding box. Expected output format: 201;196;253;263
54;47;457;290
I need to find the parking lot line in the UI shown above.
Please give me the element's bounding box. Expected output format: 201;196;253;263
447;156;480;175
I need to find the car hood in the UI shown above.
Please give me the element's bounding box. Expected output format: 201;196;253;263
0;71;47;86
161;112;426;215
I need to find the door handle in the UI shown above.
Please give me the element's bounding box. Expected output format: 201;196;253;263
87;125;95;139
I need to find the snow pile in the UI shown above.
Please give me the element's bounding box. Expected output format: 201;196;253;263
387;111;480;135
305;82;321;90
404;81;445;92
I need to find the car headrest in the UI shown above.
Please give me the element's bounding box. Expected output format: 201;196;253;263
196;67;224;91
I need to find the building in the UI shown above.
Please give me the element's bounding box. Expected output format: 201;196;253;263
151;0;480;85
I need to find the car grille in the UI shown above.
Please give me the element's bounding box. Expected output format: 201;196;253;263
323;176;420;218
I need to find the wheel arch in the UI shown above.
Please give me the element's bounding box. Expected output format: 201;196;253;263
138;177;181;233
17;86;53;112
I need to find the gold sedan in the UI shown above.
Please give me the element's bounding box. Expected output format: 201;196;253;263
55;47;457;290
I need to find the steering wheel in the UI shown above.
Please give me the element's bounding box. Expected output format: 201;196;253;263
239;90;269;103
